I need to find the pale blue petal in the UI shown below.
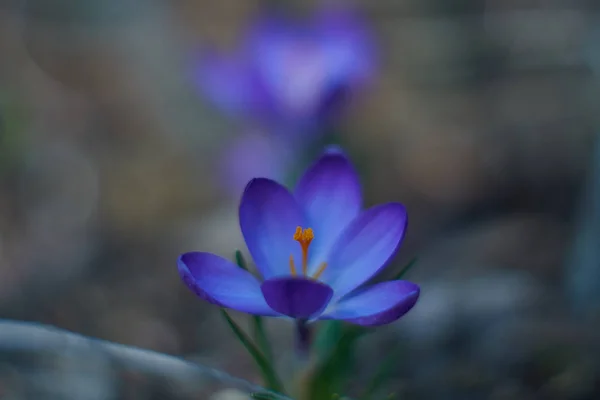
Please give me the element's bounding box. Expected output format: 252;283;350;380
321;280;419;326
178;252;277;315
294;147;361;273
239;178;306;279
320;203;408;300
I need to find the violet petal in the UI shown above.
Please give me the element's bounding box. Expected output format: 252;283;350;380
294;147;362;272
261;277;333;318
218;131;291;196
313;2;377;86
192;50;256;117
178;252;277;315
239;178;307;279
245;13;332;120
320;203;408;301
321;280;419;326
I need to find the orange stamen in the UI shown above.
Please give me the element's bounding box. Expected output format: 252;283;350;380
289;255;297;276
312;262;328;280
293;226;314;275
289;226;329;280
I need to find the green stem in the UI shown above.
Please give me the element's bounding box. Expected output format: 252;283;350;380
253;316;273;365
220;310;286;394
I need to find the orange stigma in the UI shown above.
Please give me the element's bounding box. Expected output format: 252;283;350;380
289;226;327;279
293;226;313;275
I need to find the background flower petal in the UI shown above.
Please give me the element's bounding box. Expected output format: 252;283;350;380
245;13;334;121
239;178;307;278
261;277;333;318
320;202;408;300
191;49;267;118
313;2;377;87
321;280;419;326
218;131;292;197
178;252;277;315
294;147;362;273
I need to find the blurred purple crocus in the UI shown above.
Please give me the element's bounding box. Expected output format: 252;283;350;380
194;2;376;130
178;148;419;327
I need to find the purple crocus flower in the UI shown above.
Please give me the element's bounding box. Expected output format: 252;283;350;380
194;2;376;130
178;148;419;327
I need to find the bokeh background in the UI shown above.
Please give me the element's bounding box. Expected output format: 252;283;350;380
1;0;600;399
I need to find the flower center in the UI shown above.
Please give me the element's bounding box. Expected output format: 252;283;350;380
289;226;328;279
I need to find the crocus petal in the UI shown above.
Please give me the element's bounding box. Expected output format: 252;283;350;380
218;131;292;196
320;203;408;300
261;277;333;318
245;14;331;119
313;3;376;86
321;280;419;326
294;147;361;272
192;50;266;117
178;252;277;315
239;178;307;279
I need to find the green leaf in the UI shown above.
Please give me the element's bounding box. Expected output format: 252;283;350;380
220;309;285;394
392;257;418;280
234;250;249;271
252;316;272;365
308;323;370;400
359;345;404;400
314;320;343;358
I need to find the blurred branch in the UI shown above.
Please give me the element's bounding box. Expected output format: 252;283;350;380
0;319;292;400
